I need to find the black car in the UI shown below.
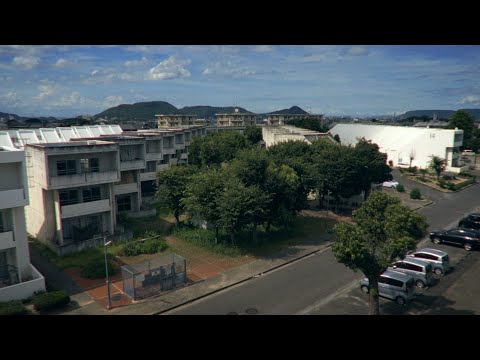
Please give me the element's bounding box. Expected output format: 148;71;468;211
430;227;480;251
458;213;480;231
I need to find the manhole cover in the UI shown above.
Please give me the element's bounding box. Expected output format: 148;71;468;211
111;294;123;301
245;308;258;315
227;312;239;315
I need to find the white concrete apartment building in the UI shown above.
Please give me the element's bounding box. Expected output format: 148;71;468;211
25;140;121;255
216;109;256;127
155;114;197;127
262;125;336;148
329;123;468;173
0;133;45;301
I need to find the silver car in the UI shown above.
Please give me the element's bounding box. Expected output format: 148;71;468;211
388;257;434;288
406;248;450;276
360;270;416;306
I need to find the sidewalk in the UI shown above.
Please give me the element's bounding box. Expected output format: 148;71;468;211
35;239;332;315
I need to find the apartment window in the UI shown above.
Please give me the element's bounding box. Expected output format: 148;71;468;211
80;158;99;173
120;171;136;184
146;161;156;172
82;187;101;203
57;160;76;176
117;195;131;212
59;190;79;206
454;133;463;142
0;213;4;233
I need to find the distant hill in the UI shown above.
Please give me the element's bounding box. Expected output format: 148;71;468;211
266;106;308;115
95;101;253;121
400;109;480;121
0;112;25;121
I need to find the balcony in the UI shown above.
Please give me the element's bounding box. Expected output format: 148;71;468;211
157;163;169;172
114;182;138;195
180;153;188;160
140;172;157;181
60;198;111;219
0;231;15;251
49;170;119;189
0;264;45;302
0;188;27;210
162;147;176;155
120;159;145;171
146;152;163;161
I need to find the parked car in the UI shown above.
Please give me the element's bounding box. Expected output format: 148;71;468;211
388;257;434;288
458;213;480;231
360;270;416;306
462;149;475;156
406;248;450;276
430;227;480;251
382;180;399;188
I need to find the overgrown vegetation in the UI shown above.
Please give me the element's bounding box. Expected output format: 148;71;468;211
396;184;405;192
121;237;168;257
80;254;117;279
410;188;421;199
0;300;31;315
32;291;70;312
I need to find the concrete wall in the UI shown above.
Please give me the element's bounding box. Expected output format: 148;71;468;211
0;264;45;302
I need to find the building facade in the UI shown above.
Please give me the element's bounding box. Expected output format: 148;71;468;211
0;132;45;301
156;115;197;127
216;109;256;127
329;123;468;173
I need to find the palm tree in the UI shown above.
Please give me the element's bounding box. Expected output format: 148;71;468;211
428;156;446;180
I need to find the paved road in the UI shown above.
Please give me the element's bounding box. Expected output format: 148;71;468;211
165;182;480;315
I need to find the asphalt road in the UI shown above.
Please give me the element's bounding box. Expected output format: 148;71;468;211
165;182;480;315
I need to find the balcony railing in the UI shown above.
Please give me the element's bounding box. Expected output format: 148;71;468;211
60;199;111;219
120;159;145;171
0;265;19;288
0;231;15;251
0;188;27;210
49;170;119;189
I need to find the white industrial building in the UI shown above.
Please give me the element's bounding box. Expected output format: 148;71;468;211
329;123;468;173
0;132;45;301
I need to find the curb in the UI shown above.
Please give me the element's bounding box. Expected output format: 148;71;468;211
152;243;332;315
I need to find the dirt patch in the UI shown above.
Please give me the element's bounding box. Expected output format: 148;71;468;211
380;187;432;210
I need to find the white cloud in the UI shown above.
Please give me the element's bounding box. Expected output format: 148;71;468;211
54;58;70;67
50;92;87;107
124;57;150;67
202;62;256;78
91;69;99;76
1;91;17;101
103;95;124;108
147;56;191;80
347;46;369;56
35;84;56;100
12;56;40;69
458;95;480;105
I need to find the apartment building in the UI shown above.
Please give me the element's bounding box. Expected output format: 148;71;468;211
25;140;121;255
156;115;197;127
216;109;256;127
266;113;323;126
0;132;45;301
262;125;336;148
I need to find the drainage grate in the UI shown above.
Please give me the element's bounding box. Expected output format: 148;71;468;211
111;294;123;301
227;312;239;315
245;308;258;315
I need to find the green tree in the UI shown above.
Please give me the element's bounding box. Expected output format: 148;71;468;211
353;138;393;200
447;110;475;142
419;168;428;181
332;192;428;315
333;134;340;143
217;179;270;245
182;169;225;243
243;125;262;145
156;164;198;225
428;155;446;180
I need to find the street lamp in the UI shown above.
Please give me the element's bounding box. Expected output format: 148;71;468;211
103;232;112;310
326;190;332;216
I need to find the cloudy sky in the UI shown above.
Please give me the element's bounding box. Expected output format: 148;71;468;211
1;45;479;118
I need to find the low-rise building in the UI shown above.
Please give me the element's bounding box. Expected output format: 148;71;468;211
262;125;335;148
0;132;45;301
266;113;323;126
330;123;467;173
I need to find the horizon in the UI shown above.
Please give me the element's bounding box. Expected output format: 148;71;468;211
1;45;480;118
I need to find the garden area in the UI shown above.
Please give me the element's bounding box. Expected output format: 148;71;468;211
399;166;476;192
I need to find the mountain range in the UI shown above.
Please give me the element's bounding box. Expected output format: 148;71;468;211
400;109;480;120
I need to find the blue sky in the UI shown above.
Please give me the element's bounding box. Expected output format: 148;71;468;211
1;45;480;118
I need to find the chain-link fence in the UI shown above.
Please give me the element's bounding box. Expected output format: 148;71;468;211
121;253;187;300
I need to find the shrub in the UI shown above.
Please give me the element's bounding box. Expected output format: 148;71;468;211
408;166;418;174
410;188;421;199
0;300;31;315
33;291;70;312
437;179;447;188
443;174;454;181
446;182;456;191
122;238;167;257
396;184;405;192
81;255;116;279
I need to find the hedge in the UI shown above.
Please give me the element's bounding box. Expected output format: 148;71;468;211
33;291;70;312
0;300;31;315
396;184;405;192
122;238;167;257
